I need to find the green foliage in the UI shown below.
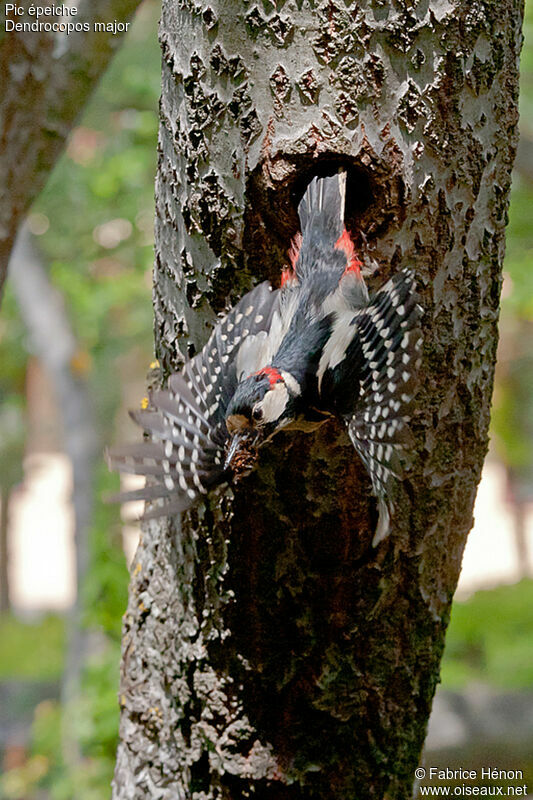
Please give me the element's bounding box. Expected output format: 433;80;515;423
519;0;533;126
0;287;27;397
441;580;533;689
82;466;128;640
1;639;122;800
491;0;533;472
28;1;160;436
0;396;25;487
28;643;123;800
492;345;533;471
501;178;533;320
76;642;124;764
0;614;65;680
1;2;160;447
0;470;127;798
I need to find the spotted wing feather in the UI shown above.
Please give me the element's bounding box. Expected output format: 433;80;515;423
347;269;422;544
107;281;281;518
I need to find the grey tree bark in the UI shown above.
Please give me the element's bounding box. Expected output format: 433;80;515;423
0;0;143;301
113;0;523;797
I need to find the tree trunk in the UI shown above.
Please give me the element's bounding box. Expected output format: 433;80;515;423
0;0;143;301
113;0;523;797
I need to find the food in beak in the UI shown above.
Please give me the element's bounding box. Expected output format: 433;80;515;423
224;432;257;479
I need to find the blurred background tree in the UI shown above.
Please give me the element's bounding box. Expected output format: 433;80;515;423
0;0;531;796
0;2;158;796
0;0;144;298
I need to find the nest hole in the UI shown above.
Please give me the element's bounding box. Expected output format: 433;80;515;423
245;153;403;287
291;159;374;228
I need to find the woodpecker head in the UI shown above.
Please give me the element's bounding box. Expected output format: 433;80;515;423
224;367;301;474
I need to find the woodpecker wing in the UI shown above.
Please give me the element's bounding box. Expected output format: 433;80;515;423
317;268;422;543
107;281;282;518
348;268;422;543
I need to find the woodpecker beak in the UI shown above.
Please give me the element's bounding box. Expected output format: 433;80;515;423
224;430;258;478
224;432;246;471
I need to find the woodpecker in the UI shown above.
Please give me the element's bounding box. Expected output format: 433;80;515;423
108;171;422;544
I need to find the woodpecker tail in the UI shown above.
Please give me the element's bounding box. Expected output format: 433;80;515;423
347;268;422;544
297;170;346;239
105;383;226;519
106;281;281;519
289;171;356;284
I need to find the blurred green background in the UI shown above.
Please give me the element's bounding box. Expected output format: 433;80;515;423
0;0;532;797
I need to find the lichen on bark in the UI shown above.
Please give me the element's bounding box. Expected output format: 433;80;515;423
113;0;523;796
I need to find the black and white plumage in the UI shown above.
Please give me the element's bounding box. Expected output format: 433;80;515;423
108;170;422;542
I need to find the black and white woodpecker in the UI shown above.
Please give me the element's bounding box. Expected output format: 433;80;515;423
108;171;422;544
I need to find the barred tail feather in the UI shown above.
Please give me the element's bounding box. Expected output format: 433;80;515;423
106;387;226;519
348;268;422;543
106;280;282;519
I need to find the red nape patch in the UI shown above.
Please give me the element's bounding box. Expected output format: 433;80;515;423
253;366;283;386
335;229;363;276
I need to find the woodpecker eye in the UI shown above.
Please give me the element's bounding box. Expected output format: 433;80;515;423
252;407;263;422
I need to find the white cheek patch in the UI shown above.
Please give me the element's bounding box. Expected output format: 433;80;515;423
280;370;301;396
259;383;290;424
